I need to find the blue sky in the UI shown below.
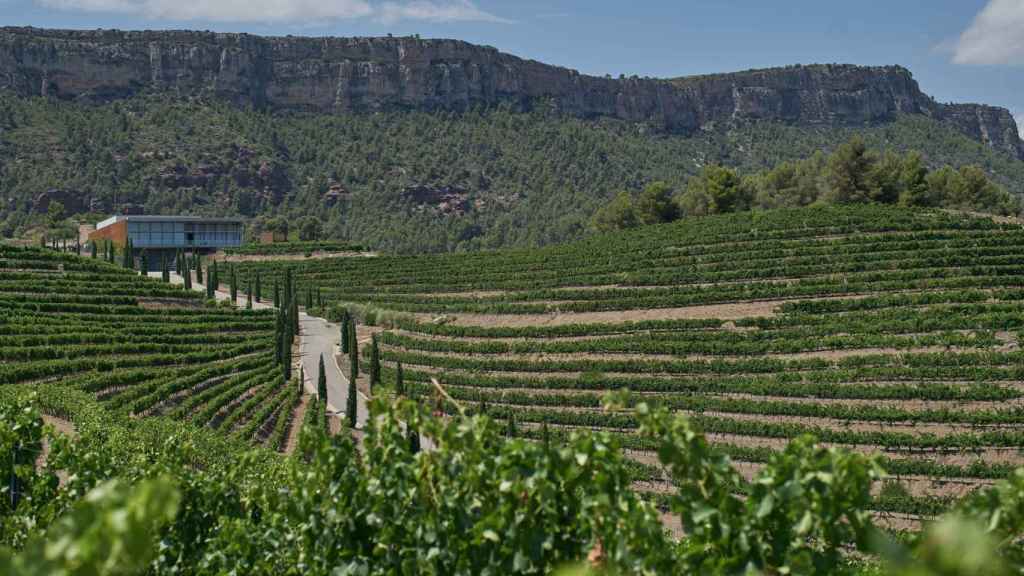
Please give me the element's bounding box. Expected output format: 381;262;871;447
3;0;1022;126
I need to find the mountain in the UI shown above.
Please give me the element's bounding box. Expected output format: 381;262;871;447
1;27;1023;252
1;27;1020;159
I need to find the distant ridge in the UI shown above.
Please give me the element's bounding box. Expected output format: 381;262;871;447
0;26;1020;159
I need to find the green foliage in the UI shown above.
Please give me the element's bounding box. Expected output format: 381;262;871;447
591;137;1020;229
590;191;638;232
2;93;1022;251
3;391;1024;574
0;477;180;576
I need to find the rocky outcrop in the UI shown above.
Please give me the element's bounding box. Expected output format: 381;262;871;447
0;26;1020;159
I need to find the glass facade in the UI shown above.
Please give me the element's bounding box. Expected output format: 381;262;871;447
127;220;242;248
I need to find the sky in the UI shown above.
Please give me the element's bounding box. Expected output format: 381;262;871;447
3;0;1022;127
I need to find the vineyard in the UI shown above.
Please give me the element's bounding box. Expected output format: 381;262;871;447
231;205;1024;521
0;244;301;451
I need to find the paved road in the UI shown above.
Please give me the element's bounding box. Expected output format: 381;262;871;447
155;271;369;428
299;311;368;427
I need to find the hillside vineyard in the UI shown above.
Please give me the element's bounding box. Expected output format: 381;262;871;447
0;246;300;449
234;205;1024;518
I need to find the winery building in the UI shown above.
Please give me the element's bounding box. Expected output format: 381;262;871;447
88;215;244;269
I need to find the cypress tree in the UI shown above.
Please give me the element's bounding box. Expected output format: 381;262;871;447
317;287;322;308
139;250;148;275
299;366;304;394
206;261;216;299
409;398;421;454
274;312;283;365
283;317;293;380
369;334;381;389
395;362;405;396
39;234;45;248
346;369;357;429
122;239;133;269
254;271;261;303
292;298;299;334
211;261;219;289
273;279;280;308
182;253;192;289
317;353;327;400
306;286;313;309
90;240;96;258
506;413;517;437
161;253;170;283
349;330;359;380
195;255;203;285
246;278;253;309
75;239;81;256
340;312;350;354
229;265;238;304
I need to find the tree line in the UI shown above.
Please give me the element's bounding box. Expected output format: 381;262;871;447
592;137;1021;231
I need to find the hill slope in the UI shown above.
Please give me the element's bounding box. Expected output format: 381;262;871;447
2;27;1024;252
1;27;1020;158
3;94;1024;252
233;204;1024;518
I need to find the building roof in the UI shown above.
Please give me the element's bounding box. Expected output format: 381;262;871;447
96;215;246;230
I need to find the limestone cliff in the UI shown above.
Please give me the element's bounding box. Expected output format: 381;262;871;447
0;26;1020;159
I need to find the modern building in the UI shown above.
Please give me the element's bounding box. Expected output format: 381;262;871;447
88;215;244;269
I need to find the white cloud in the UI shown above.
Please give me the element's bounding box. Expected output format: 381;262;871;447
952;0;1024;65
379;0;511;24
1016;113;1024;138
35;0;508;24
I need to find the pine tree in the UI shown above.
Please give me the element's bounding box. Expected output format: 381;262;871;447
369;334;381;389
395;362;405;396
254;271;261;303
346;369;358;429
317;353;327;400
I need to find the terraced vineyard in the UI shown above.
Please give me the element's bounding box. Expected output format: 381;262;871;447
233;205;1024;520
0;245;299;449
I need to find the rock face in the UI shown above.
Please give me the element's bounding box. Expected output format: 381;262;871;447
1;26;1020;159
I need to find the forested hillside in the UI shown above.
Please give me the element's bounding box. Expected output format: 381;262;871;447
2;93;1024;252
